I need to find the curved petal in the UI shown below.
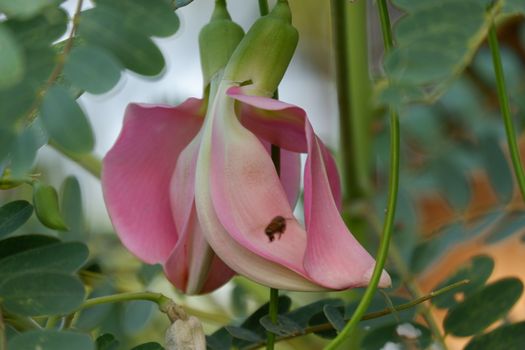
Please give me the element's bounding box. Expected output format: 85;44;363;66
228;86;341;210
259;139;301;208
195;83;322;291
102;99;204;264
166;134;235;294
303;121;391;288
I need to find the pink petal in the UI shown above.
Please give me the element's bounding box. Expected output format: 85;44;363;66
259;139;301;207
303;121;391;288
166;134;235;294
228;86;342;210
102;99;204;264
195;86;322;290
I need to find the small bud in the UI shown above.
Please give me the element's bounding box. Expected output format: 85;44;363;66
199;0;244;89
165;315;206;350
32;182;68;231
223;0;298;96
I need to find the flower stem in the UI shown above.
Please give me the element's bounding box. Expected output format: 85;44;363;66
78;291;169;311
488;24;525;202
325;0;400;348
258;1;281;348
331;0;372;202
48;139;102;178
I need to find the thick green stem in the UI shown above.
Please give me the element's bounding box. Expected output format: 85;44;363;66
331;0;372;202
49;140;102;178
258;0;269;15
325;0;399;348
488;24;525;202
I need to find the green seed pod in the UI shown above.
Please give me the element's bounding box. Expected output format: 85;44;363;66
223;0;298;96
32;182;68;231
199;0;244;89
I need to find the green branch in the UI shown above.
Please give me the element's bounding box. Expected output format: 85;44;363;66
488;24;525;202
325;0;400;348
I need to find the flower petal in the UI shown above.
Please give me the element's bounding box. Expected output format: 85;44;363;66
228;86;341;210
102;99;204;264
303;121;391;288
195;84;322;291
259;139;301;208
167;133;235;294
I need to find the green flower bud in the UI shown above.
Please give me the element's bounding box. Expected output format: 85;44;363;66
223;0;298;96
199;0;244;89
32;182;68;231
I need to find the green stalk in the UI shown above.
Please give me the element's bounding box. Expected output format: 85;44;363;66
331;0;372;201
488;25;525;202
49;140;102;178
257;1;281;349
325;0;400;348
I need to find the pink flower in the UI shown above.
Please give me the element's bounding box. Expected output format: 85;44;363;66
187;81;390;291
102;98;235;295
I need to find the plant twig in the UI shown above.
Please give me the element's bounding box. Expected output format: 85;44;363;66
488;24;525;203
24;0;84;126
325;0;400;347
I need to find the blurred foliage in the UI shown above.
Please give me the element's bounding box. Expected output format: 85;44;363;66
1;0;525;349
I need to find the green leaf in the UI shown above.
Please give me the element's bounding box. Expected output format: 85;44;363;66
479;135;513;203
225;326;263;343
485;211;525;244
0;47;55;126
5;7;68;48
308;300;345;339
75;282;115;330
0;0;63;19
63;45;122;94
0;241;89;280
232;295;292;348
96;0;180;37
443;278;524;336
206;328;232;350
96;333;119;350
432;255;494;309
121;300;154;335
8;330;93;350
0;128;16;163
411;223;463;273
323;305;345;332
78;6;165;76
346;295;416;328
286;298;343;329
361;322;432;350
0;234;59;260
39;85;95;154
259;315;303;337
60;176;86;240
379;0;498;106
130;343;164;350
0;200;33;238
0;272;85;316
465;321;525;350
432;156;471;211
505;0;525;14
9;119;48;177
0;25;24;89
